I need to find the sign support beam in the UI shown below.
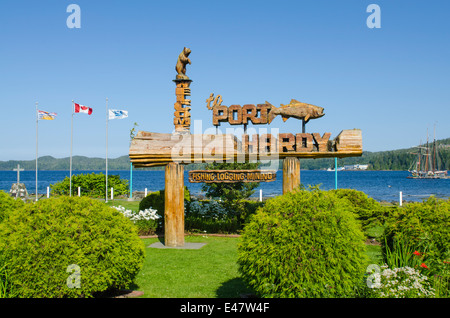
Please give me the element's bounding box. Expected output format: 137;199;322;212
282;157;300;194
164;162;185;247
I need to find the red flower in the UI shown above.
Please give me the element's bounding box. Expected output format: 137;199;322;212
420;263;429;269
413;251;421;256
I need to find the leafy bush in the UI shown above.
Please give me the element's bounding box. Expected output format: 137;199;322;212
331;189;384;230
0;196;145;298
0;254;11;298
238;188;368;297
241;200;265;224
382;197;450;295
0;191;25;298
383;236;420;269
50;173;129;197
383;197;450;270
0;191;25;223
139;191;164;214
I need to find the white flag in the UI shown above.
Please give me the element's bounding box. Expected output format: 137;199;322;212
108;109;128;120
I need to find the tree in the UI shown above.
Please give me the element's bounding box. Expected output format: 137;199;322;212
201;161;260;218
50;173;129;197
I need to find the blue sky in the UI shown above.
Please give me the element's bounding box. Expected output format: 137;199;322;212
0;0;449;161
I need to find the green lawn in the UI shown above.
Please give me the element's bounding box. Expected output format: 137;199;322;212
132;235;383;298
104;199;140;211
134;236;254;298
103;199;385;298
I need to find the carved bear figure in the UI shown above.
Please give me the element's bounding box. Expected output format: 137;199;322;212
175;47;191;79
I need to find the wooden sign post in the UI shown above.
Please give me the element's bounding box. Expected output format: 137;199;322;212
164;162;185;247
129;48;363;247
282;157;300;194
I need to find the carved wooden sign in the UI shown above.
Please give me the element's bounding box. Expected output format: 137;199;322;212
189;170;277;183
129;49;363;168
206;94;325;126
173;79;192;132
128;47;364;248
173;47;193;133
129;129;361;167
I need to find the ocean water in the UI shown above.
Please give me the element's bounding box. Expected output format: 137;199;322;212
1;169;449;203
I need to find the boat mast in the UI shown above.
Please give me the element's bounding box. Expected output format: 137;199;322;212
425;129;429;172
418;139;422;172
433;124;437;172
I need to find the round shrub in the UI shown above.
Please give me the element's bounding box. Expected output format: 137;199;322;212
0;190;25;223
237;188;368;298
0;196;145;298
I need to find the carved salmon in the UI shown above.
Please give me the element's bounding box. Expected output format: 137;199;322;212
267;99;325;124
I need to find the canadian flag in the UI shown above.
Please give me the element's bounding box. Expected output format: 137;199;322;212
74;103;93;115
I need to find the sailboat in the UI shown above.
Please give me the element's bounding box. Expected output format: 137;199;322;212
408;128;449;179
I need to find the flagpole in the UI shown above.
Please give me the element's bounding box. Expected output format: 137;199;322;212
130;162;133;199
106;97;108;203
70;100;74;197
335;157;338;189
36;102;39;201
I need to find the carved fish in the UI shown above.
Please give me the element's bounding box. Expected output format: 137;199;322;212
268;99;325;124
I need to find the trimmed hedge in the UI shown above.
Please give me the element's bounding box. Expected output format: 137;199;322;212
184;199;265;234
0;196;145;298
238;188;368;297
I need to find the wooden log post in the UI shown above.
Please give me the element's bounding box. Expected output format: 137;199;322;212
164;162;185;247
282;157;300;194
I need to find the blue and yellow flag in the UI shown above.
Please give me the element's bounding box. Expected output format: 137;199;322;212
38;110;57;120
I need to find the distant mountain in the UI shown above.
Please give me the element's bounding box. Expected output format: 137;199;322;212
1;138;449;171
0;155;131;171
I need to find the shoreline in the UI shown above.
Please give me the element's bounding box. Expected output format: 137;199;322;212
2;170;448;204
0;169;424;172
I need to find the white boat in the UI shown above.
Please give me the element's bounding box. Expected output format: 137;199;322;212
327;167;344;172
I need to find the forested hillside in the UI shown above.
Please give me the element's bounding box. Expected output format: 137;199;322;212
0;155;131;171
299;137;450;171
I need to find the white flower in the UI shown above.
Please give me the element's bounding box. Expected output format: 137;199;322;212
112;205;161;222
369;264;435;298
